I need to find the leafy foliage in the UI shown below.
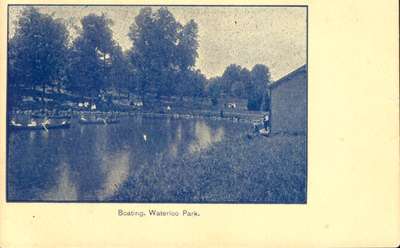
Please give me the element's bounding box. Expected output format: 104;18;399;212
128;7;204;98
249;64;271;110
8;7;272;111
177;20;199;71
206;77;223;105
67;14;115;97
8;7;69;107
206;63;271;111
108;45;137;96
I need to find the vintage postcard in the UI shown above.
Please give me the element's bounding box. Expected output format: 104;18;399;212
5;5;307;203
0;0;398;247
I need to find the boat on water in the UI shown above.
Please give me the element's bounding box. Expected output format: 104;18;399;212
78;113;120;125
9;119;71;131
31;110;72;119
78;117;120;125
31;113;72;119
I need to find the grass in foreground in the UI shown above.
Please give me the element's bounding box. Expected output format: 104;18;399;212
113;133;307;203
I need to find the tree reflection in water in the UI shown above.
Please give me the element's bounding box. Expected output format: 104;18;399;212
188;120;224;154
41;162;78;201
7;117;248;201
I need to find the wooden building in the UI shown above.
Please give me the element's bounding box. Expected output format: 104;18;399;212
270;65;307;134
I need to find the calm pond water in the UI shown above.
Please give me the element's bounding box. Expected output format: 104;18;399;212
7;116;249;201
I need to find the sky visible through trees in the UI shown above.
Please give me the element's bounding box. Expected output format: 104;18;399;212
8;6;306;80
7;6;306;111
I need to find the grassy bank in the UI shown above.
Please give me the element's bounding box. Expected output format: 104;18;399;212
113;133;306;203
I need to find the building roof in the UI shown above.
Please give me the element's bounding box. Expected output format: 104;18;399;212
269;64;307;89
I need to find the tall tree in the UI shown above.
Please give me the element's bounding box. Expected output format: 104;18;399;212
129;7;201;99
176;20;199;71
206;77;223;105
8;37;22;106
251;64;270;94
129;7;181;98
174;20;201;98
68;13;115;98
179;69;206;97
108;45;137;98
247;64;271;111
9;7;69;108
232;67;251;98
221;64;242;96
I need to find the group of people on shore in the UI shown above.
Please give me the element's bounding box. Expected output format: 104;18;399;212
252;112;270;137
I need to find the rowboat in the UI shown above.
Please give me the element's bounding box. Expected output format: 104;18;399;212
31;113;72;119
78;116;120;125
9;119;71;131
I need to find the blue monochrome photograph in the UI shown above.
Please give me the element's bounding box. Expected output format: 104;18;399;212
7;5;307;203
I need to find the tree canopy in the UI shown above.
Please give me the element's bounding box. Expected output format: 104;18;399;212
248;64;271;110
8;7;69;106
128;7;203;98
8;7;272;112
206;63;271;111
67;13;116;97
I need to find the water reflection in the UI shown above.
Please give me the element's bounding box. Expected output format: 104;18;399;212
94;125;109;155
168;123;182;158
188;120;225;154
8;117;247;201
41;162;78;201
97;151;130;200
41;129;49;140
61;129;66;139
29;131;36;144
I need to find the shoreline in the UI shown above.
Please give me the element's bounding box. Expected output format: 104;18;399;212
9;108;267;124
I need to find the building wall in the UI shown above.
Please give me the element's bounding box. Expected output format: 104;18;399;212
271;68;307;134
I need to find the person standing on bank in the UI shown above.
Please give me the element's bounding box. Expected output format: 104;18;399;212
263;113;270;134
